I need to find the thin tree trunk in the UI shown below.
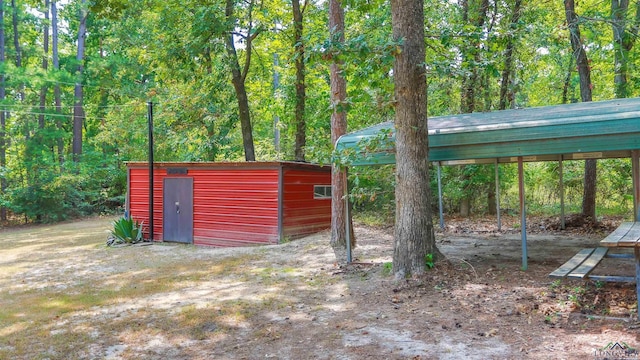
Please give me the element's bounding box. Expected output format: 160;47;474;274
611;0;639;99
10;0;18;74
459;198;470;217
292;0;306;162
564;0;596;220
582;159;597;220
561;56;573;104
72;0;87;162
97;38;110;158
224;0;256;161
494;0;522;215
11;0;25;140
0;0;6;221
565;0;592;103
391;0;442;279
458;0;489;217
481;71;491;111
51;0;63;164
498;0;522;110
329;0;354;263
487;188;497;214
459;0;489;114
39;0;50;130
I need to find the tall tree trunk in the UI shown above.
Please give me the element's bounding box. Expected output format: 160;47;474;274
487;187;497;214
72;0;87;162
39;0;50;130
224;0;256;161
11;0;25;140
391;0;442;279
564;0;596;220
458;0;489;217
459;198;470;217
97;38;110;159
292;0;306;162
498;0;522;111
561;55;574;104
0;0;6;221
481;71;491;111
459;0;489;114
611;0;639;99
51;0;63;164
10;0;18;69
493;0;522;216
329;0;354;263
582;161;597;220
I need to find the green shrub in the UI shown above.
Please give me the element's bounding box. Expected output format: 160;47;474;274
4;151;126;223
108;217;144;245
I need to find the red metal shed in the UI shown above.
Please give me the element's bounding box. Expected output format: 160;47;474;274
126;161;332;247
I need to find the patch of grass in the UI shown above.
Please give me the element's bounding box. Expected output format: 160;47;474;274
2;324;96;360
305;274;339;288
354;210;393;227
381;262;393;276
177;305;226;340
549;279;562;290
252;266;301;285
567;294;581;307
0;217;343;359
425;253;434;269
572;285;587;295
0;217;268;359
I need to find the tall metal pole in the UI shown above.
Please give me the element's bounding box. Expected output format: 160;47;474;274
559;155;566;229
148;101;154;241
437;163;444;230
344;180;352;263
518;157;527;270
273;53;280;153
632;150;640;221
495;159;501;231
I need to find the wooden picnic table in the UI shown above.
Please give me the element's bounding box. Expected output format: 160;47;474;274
599;221;640;320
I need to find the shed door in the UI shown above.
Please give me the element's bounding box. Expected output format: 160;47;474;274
163;178;194;243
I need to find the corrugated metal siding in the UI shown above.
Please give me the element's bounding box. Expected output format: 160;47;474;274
281;167;332;240
190;168;280;247
127;162;330;247
128;164;280;246
128;168;165;240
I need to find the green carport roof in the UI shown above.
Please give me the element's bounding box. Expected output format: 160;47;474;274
335;98;640;166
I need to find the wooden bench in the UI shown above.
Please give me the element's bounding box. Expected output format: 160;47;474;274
600;221;640;248
549;247;635;283
550;222;640;319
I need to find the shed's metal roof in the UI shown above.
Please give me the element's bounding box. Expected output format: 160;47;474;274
335;98;640;166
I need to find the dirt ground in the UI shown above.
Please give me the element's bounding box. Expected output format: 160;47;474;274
1;215;639;359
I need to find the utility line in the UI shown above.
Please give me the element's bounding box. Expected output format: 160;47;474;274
0;75;154;92
0;110;149;123
0;103;147;110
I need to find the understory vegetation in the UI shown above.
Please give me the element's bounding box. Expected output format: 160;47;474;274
0;0;638;225
350;158;635;224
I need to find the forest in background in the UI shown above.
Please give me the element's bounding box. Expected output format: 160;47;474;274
0;0;638;224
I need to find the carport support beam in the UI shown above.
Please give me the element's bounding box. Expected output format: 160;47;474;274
636;247;640;321
518;156;528;270
437;162;445;230
559;155;565;230
633;150;640;222
345;181;352;264
495;159;501;231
